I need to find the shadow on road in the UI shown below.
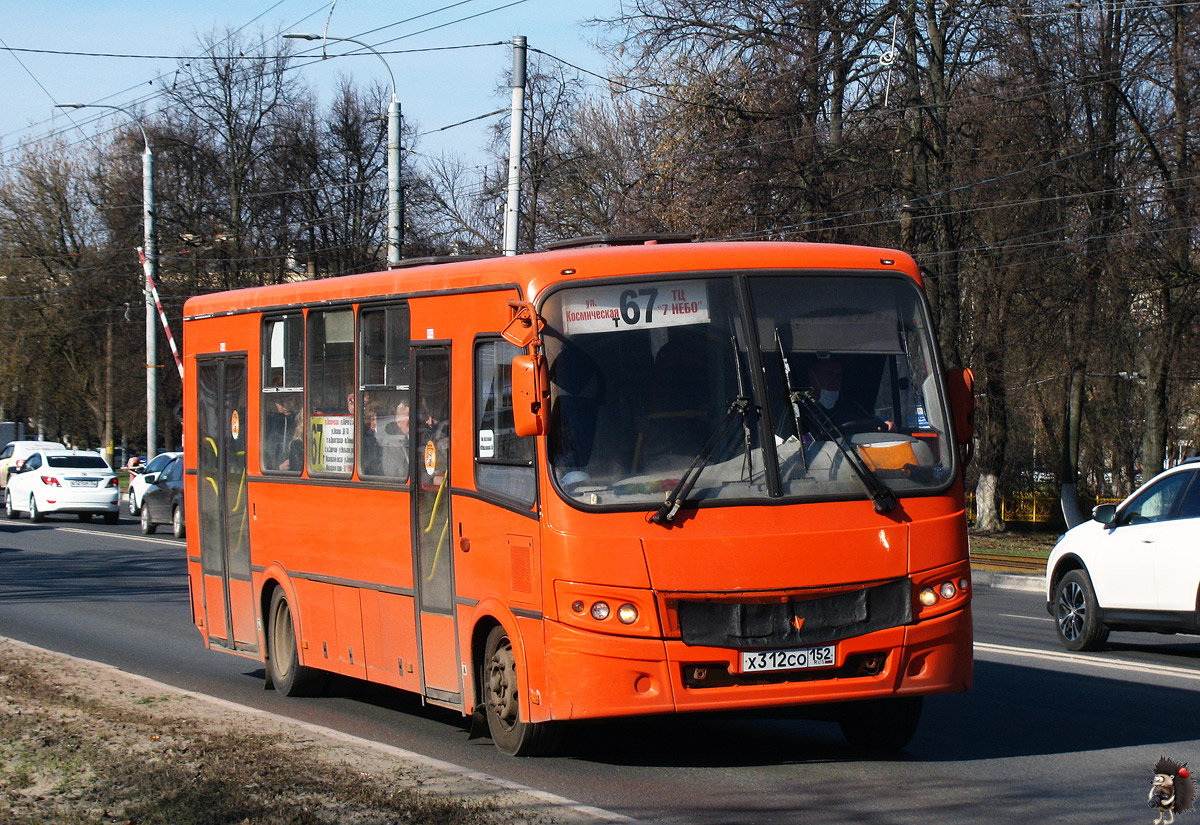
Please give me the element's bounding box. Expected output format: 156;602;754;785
544;658;1200;766
0;521;187;603
233;657;1200;769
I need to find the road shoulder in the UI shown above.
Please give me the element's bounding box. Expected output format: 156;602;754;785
0;636;628;824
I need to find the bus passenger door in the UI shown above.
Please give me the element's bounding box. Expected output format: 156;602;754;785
196;356;257;653
411;347;461;702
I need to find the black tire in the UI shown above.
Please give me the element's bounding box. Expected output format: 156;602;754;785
140;505;156;535
78;513;93;523
4;491;17;519
29;497;44;523
839;696;923;752
128;491;139;516
103;511;119;525
483;625;561;756
1054;569;1109;651
267;588;324;697
172;506;185;538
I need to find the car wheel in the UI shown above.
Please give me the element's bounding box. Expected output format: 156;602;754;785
128;491;139;515
172;506;185;538
78;513;93;523
483;625;561;756
267;588;324;697
839;696;923;752
1054;569;1109;651
29;496;44;523
4;490;17;519
103;511;119;525
140;505;156;535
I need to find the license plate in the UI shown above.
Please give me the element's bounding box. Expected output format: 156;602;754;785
69;480;95;487
740;644;836;673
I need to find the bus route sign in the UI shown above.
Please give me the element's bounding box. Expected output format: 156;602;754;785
561;279;710;335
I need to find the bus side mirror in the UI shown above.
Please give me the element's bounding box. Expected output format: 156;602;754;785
945;367;975;463
502;300;544;349
511;354;549;437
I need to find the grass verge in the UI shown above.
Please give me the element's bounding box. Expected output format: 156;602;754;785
0;640;581;825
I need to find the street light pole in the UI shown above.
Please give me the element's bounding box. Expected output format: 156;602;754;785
503;36;527;257
57;103;158;463
284;33;403;265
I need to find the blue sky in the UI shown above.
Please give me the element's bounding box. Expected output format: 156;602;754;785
0;0;618;166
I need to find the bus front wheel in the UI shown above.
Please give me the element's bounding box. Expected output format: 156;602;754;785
482;625;560;756
838;696;922;752
267;588;324;697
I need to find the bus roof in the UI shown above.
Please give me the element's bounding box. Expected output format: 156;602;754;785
183;240;921;320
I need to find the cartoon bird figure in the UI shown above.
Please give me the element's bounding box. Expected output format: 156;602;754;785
1149;756;1196;824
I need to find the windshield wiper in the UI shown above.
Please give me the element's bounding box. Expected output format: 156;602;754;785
775;341;897;514
773;328;807;474
649;396;749;526
732;335;754;482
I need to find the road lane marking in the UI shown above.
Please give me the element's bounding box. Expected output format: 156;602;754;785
976;641;1200;682
999;613;1052;622
50;526;181;547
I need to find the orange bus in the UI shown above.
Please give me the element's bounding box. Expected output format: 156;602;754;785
182;236;976;756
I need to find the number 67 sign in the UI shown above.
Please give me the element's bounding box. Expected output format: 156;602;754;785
561;280;710;335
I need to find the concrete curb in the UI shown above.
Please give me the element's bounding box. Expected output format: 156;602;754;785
972;568;1044;593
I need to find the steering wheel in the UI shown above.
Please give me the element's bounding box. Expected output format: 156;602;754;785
837;418;886;436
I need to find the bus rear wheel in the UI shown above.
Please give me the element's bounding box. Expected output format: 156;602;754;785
838;696;922;752
267;588;324;697
483;625;560;756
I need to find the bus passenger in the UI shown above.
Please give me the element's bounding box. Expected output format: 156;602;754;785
264;394;297;470
376;402;411;480
280;414;305;472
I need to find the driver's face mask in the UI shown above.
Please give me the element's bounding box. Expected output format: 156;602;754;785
818;389;839;409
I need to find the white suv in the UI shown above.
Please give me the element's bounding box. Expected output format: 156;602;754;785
0;440;66;489
127;451;182;515
1046;457;1200;650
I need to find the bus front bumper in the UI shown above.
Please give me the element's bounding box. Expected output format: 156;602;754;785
541;605;971;721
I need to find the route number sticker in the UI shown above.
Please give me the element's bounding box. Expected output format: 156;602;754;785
562;280;710;334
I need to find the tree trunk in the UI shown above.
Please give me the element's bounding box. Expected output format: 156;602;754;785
1140;342;1171;474
1059;365;1086;527
974;472;1003;532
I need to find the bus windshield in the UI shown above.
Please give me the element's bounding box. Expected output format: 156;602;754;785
541;271;954;509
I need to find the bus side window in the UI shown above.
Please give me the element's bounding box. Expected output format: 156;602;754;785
261;314;304;474
307;308;355;476
474;339;536;507
359;304;411;482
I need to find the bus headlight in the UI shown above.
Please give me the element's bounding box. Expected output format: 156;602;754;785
554;581;659;637
912;562;972;620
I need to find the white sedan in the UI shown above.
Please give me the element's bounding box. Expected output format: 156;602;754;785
4;450;120;524
1046;457;1200;650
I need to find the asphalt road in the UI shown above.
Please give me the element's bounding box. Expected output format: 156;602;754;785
3;512;1199;824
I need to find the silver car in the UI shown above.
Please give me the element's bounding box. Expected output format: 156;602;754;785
127;451;182;515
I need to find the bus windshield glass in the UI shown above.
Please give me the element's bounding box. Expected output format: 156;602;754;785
541;272;953;509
